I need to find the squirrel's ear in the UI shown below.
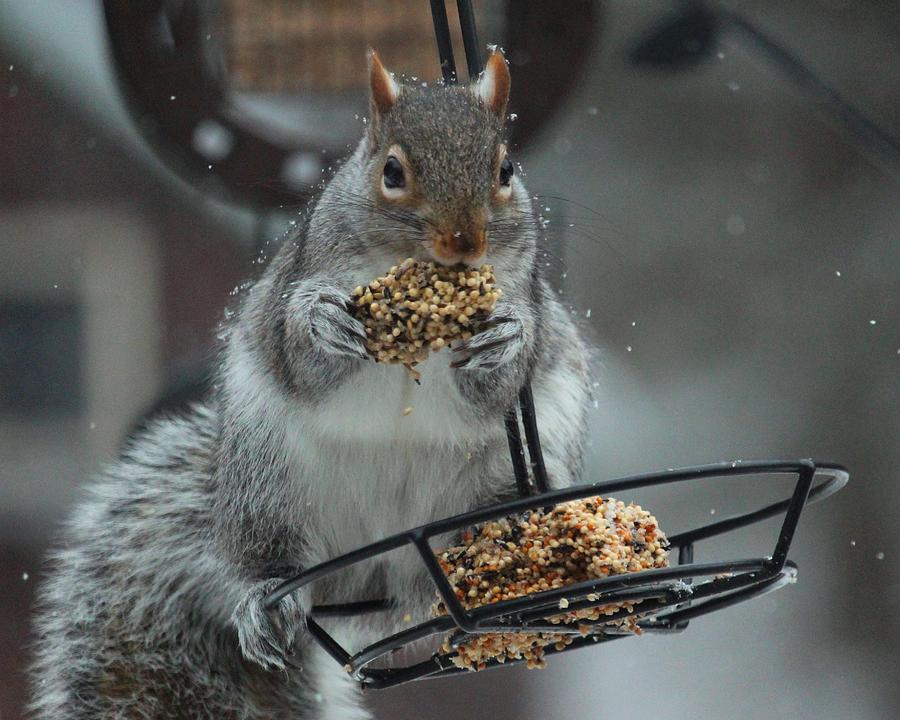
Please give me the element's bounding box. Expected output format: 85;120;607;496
473;48;510;120
368;49;399;118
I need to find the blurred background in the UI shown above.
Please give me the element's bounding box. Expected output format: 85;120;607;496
0;1;897;718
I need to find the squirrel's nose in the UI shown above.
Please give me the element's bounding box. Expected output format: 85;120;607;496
432;228;487;263
455;233;476;253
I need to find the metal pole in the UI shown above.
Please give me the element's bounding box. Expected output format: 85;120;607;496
456;0;482;78
429;0;457;83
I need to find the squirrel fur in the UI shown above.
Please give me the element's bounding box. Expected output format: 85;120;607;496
28;50;591;720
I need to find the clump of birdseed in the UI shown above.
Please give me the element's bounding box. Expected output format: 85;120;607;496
432;497;669;670
349;259;501;373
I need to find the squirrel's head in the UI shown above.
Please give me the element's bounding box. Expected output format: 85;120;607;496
355;49;527;268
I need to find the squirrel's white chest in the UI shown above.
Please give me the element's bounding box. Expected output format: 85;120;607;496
287;355;496;566
307;352;471;443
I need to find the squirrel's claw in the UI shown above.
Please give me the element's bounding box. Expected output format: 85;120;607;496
232;579;305;673
451;307;526;372
308;291;370;360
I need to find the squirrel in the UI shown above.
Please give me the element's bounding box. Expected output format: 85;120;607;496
28;49;590;720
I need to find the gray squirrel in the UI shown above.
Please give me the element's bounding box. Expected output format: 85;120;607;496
29;49;591;720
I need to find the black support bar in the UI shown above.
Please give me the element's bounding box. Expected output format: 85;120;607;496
456;0;482;78
429;0;457;83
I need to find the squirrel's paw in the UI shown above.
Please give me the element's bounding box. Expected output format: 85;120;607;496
450;305;526;372
304;287;369;360
232;579;305;672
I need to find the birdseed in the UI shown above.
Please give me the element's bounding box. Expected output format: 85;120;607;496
349;258;501;371
432;496;669;670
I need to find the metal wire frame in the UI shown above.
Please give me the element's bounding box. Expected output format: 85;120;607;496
265;446;848;688
430;0;482;83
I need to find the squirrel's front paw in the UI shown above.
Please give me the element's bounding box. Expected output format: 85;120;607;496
450;305;526;371
232;579;305;672
303;286;369;360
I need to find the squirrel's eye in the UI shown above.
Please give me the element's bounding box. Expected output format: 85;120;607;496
383;156;405;189
499;157;514;186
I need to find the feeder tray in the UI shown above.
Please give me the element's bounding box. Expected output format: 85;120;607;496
265;384;848;688
263;0;848;689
